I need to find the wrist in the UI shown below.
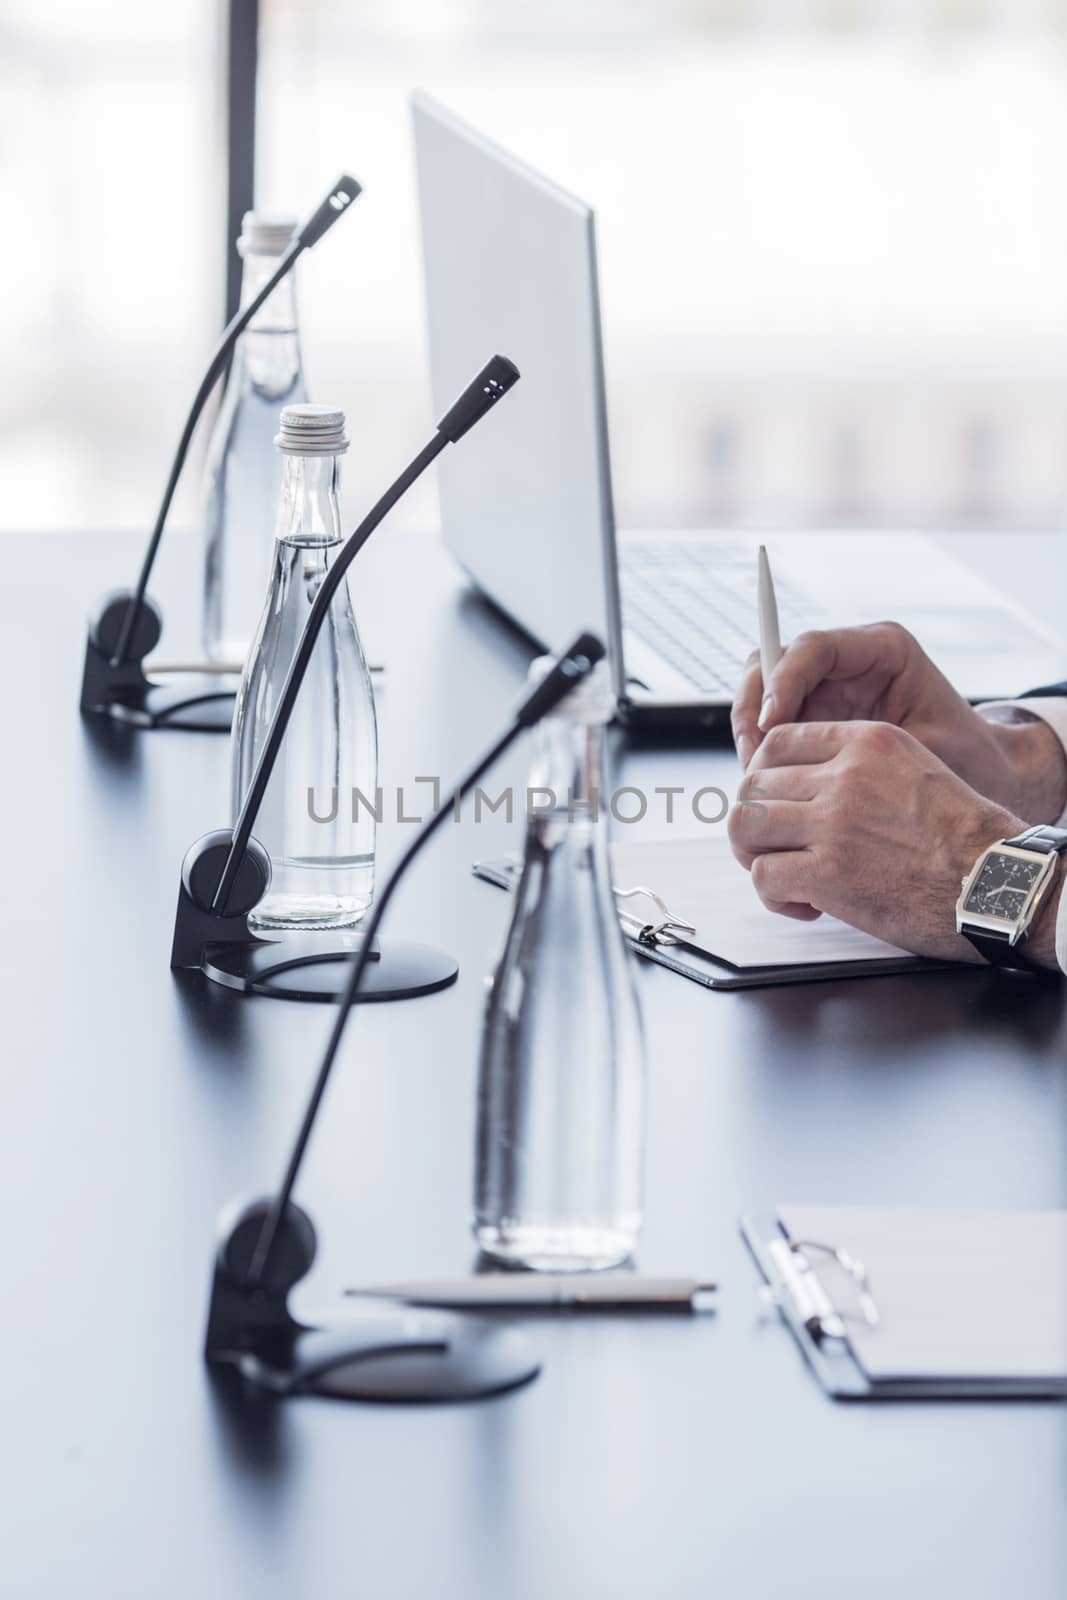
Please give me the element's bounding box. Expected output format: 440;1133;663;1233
981;713;1067;824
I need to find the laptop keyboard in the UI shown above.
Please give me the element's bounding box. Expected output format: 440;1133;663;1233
621;536;814;695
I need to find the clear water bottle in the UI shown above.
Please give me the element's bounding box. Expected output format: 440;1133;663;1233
231;405;377;932
202;211;308;664
473;659;646;1270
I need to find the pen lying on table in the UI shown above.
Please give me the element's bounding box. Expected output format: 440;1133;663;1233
343;1275;717;1313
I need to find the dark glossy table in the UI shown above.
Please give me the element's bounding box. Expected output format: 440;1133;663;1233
3;527;1065;1599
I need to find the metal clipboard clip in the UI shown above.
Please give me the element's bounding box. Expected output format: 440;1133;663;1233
614;885;697;949
761;1236;881;1344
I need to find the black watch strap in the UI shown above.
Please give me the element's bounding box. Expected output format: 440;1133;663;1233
962;825;1067;969
962;925;1023;968
1002;824;1067;856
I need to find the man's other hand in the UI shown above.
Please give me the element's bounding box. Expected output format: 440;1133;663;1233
727;720;1061;963
731;622;1067;824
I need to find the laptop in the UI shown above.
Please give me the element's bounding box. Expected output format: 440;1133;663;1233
412;93;1067;732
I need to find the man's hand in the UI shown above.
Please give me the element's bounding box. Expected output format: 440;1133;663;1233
731;622;1067;824
728;719;1063;968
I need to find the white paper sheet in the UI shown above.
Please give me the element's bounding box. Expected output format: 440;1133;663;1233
779;1204;1067;1383
610;836;915;970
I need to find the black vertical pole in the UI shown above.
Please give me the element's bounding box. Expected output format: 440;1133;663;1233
225;0;259;323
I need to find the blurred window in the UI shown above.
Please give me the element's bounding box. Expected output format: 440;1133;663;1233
257;0;1067;534
6;0;1067;535
0;1;221;533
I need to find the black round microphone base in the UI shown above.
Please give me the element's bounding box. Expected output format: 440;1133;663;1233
200;932;459;1003
237;1311;541;1403
205;1199;540;1404
101;676;238;733
81;594;239;733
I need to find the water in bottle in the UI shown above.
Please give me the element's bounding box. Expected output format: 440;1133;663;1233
202;212;308;664
473;659;646;1270
231;405;377;931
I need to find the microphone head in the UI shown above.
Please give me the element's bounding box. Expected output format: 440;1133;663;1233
90;588;162;664
435;356;520;444
514;632;607;727
298;175;362;250
181;828;272;916
563;631;607;669
216;1196;317;1295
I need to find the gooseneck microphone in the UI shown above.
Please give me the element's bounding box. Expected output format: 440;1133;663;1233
80;175;361;733
170;355;521;1003
203;632;605;1403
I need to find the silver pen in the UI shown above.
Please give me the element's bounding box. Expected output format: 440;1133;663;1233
343;1274;717;1314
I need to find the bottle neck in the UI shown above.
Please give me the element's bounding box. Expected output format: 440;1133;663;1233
240;249;299;332
276;454;344;547
528;718;607;841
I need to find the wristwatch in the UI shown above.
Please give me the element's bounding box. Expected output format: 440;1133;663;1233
956;824;1067;968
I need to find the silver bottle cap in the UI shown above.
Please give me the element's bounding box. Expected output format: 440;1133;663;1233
238;211;299;257
275;405;350;456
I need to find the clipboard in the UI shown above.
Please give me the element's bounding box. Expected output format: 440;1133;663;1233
741;1208;1067;1400
472;854;952;991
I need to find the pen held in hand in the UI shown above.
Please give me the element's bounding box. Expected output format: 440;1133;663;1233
342;1274;717;1314
757;544;783;729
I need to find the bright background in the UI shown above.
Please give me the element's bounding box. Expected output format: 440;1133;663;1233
6;0;1067;538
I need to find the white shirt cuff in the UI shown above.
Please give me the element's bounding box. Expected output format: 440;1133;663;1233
980;697;1067;975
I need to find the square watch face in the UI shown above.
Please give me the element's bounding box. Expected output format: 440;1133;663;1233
963;852;1044;921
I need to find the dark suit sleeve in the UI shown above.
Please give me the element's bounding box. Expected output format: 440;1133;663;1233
1021;682;1067;699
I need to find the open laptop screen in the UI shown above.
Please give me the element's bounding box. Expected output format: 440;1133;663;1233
412;93;625;694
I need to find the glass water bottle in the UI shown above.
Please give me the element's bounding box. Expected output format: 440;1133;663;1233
202;211;309;664
231;405;377;932
473;660;646;1270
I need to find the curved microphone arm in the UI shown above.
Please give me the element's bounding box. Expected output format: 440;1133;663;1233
211;353;522;917
109;175;362;668
245;631;607;1289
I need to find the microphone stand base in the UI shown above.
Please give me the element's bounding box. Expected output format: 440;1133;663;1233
97;673;237;733
81;615;238;732
205;1198;541;1403
230;1310;541;1403
200;932;459;1003
80;643;238;736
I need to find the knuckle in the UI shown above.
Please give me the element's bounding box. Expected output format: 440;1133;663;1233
853;720;903;758
728;791;759;845
875;619;912;644
728;807;756;866
874;619;918;656
760;724;789;762
750;854;770;893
